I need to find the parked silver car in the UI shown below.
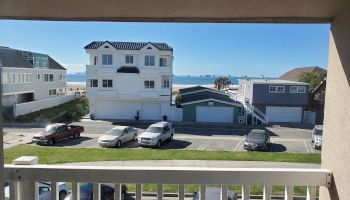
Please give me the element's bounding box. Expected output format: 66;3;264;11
5;182;69;200
98;126;138;148
138;122;175;148
311;125;323;149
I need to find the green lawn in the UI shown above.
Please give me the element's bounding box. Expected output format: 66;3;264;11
4;144;320;164
5;144;320;196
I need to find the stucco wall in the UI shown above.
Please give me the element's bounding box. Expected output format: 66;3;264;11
182;101;240;123
320;9;350;200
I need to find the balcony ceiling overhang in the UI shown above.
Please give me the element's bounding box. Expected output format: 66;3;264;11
0;0;349;23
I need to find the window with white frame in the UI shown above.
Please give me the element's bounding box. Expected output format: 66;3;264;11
269;86;285;93
290;86;306;93
162;79;170;88
125;55;134;64
102;54;113;65
44;74;54;82
59;74;66;81
49;89;56;96
159;58;167;67
2;73;9;83
144;80;155;88
102;79;113;88
89;79;98;87
145;55;155;66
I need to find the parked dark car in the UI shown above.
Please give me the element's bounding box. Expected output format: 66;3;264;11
243;129;270;151
193;187;237;200
32;123;84;146
64;183;134;200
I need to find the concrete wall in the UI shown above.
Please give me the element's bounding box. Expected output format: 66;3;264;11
182;101;240;123
320;9;350;200
252;84;309;105
14;94;75;117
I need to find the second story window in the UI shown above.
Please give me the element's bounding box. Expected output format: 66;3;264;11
159;58;167;67
102;79;113;88
144;80;155;88
102;54;113;65
37;73;41;80
290;86;306;93
89;79;98;87
162;79;170;88
125;55;134;64
269;86;285;93
44;74;54;82
145;55;155;66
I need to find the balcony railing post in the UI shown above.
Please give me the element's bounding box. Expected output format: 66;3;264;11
178;184;185;200
284;185;294;200
307;186;316;200
200;184;206;200
72;182;80;200
13;156;39;200
50;182;59;200
136;184;142;200
220;184;228;200
114;183;121;200
242;185;250;200
93;183;101;200
263;185;272;200
157;184;163;200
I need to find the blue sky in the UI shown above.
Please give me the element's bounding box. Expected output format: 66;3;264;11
0;20;330;77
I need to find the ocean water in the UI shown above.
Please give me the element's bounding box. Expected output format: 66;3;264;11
68;73;243;85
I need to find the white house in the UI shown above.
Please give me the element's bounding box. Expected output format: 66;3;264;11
0;46;68;117
85;41;173;120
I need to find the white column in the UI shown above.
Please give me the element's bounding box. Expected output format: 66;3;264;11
263;185;272;200
242;185;250;200
284;185;294;200
307;186;316;200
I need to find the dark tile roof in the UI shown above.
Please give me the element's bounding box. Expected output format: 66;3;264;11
84;41;173;51
180;90;240;105
179;86;216;94
0;46;66;70
117;66;140;73
279;66;326;81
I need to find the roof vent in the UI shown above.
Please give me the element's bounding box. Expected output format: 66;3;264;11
104;46;109;48
147;47;152;49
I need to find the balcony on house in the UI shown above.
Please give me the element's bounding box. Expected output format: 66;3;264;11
4;157;331;200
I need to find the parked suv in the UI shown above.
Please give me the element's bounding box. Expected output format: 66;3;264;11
311;125;323;149
138;122;175;148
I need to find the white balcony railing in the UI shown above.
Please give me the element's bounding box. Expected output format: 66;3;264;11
4;162;331;200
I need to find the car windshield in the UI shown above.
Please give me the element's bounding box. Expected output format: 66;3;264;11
45;125;57;133
315;130;323;135
146;126;162;133
105;129;123;136
248;132;265;140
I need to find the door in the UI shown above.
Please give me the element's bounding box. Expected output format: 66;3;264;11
121;128;129;143
196;106;233;123
265;106;302;122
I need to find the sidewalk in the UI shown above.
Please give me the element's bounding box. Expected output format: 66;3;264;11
61;160;320;168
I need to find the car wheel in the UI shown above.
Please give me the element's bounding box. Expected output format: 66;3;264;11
74;132;80;139
59;190;67;200
133;134;137;141
156;140;161;148
48;138;54;146
168;134;173;142
116;140;121;148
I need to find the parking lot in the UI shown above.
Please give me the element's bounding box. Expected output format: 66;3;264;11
4;120;320;153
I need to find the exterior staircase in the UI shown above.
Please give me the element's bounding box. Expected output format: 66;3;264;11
229;92;269;125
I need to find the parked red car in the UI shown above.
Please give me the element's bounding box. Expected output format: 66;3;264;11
32;123;84;145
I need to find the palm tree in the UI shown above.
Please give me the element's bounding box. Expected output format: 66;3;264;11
214;76;231;90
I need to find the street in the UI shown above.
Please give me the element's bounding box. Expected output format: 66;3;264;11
3;120;320;153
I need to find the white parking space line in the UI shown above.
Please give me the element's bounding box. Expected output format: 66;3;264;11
304;141;310;153
197;140;212;150
308;143;314;153
233;140;243;151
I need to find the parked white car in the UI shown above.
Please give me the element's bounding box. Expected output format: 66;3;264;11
311;125;323;149
138;122;175;148
5;182;69;200
98;126;138;148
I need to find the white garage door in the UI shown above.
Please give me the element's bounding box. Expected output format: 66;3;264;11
95;102;138;120
266;106;302;122
141;103;161;120
196;106;233;123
